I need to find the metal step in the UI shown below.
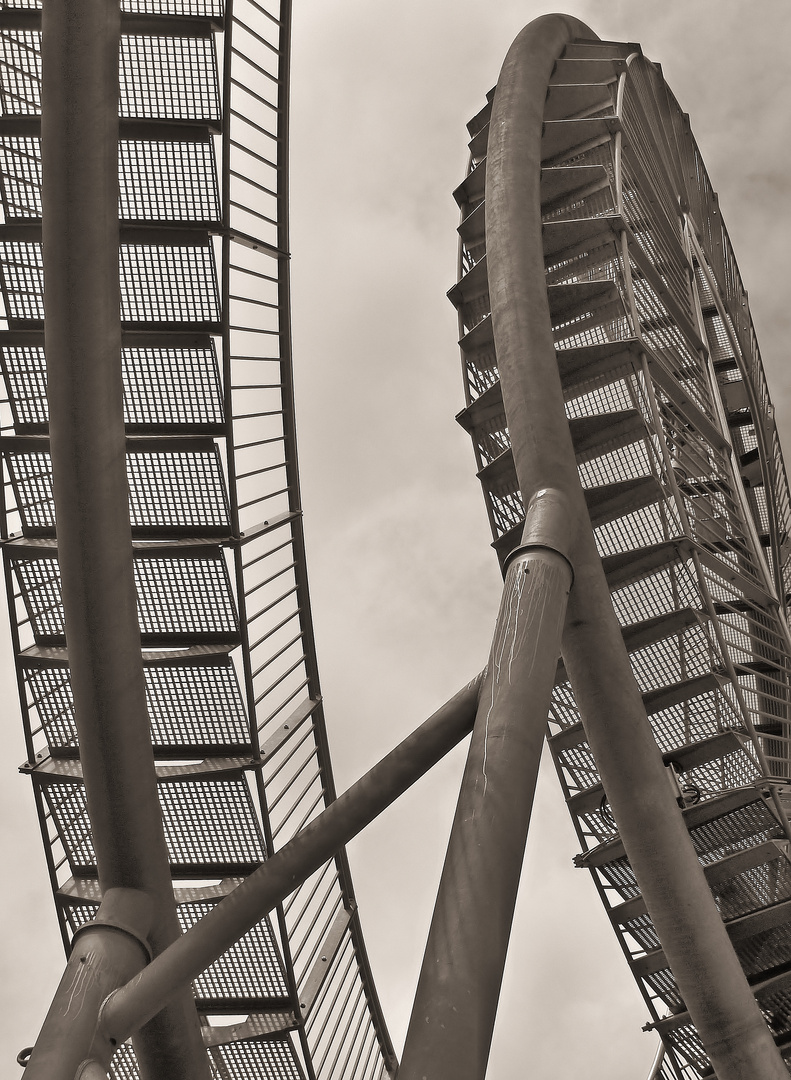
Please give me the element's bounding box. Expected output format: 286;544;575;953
458;313;496;370
568;409;644;463
643;672;723;716
601;539;691;593
462;402;644;468
466;95;494;139
578;786;769;869
455;379;503;436
468;122;489;164
544;83;615;122
628;839;791;978
564;722;739;818
583;474;664;529
458;200;486;248
19;642;235;668
553;607;706;687
453;160;486;209
447;256;489;313
541;116;620;167
562;40;641;61
490;476;664;565
540;164;611;215
549;57;624;86
460;172;616;250
547;279;620;324
542;214;622;265
556;337;642;396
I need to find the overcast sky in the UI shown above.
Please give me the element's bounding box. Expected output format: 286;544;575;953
2;2;791;1077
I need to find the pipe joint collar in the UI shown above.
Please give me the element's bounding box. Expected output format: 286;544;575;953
503;487;577;579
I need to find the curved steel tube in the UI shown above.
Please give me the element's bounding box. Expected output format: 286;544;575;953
40;3;210;1076
484;14;787;1080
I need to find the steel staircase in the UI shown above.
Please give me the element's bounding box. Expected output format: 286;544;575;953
452;34;791;1080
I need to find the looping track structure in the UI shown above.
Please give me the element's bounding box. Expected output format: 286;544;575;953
6;6;791;1080
450;16;791;1080
0;2;394;1078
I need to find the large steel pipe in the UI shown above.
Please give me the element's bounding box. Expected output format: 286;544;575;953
485;14;788;1079
97;675;484;1043
41;3;210;1076
23;890;151;1079
398;490;576;1080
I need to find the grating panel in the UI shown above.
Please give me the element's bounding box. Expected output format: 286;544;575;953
735;919;791;980
158;778;266;870
127;449;230;532
0;135;41;217
0;137;221;223
0;344;47;426
45;776;266;872
121;1;225;17
0;240;43;320
23;666;76;751
120;245;220;324
109;1043;139;1080
0;31;41;115
23;661;251;754
689;800;782;864
5;447;231;534
120;140;221;223
12;555;63;640
712;858;791;920
210;1038;304;1080
122;346;224;428
12;553;239;642
134;555;239;640
179;901;290;1002
0;345;225;431
120;36;221;122
144;664;250;751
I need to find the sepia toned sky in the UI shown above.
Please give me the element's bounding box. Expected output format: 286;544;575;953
2;2;790;1076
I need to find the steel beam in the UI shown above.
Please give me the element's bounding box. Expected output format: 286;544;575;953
483;14;788;1080
40;3;210;1076
92;675;484;1044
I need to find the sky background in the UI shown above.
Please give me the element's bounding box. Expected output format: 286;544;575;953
2;2;791;1077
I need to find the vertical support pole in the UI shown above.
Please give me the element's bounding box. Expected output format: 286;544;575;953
40;3;211;1076
398;491;575;1080
482;13;790;1080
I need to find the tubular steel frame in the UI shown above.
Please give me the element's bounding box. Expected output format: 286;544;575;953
6;7;791;1080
